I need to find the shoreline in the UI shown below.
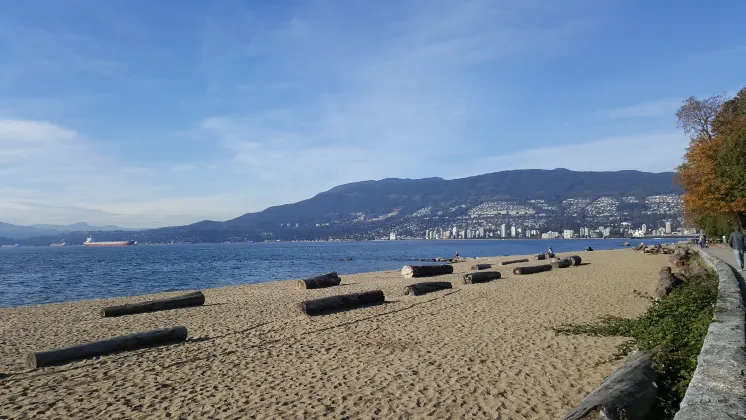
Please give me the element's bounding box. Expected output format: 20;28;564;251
0;249;668;419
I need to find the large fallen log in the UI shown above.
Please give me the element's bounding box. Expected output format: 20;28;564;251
400;264;454;278
534;254;546;260
551;259;572;269
296;272;342;290
567;255;582;266
300;290;385;316
470;264;492;270
564;349;659;420
403;282;452;296
500;259;529;265
101;292;205;318
463;271;501;284
26;326;188;369
513;264;552;275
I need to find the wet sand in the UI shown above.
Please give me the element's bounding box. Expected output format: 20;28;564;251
0;249;666;419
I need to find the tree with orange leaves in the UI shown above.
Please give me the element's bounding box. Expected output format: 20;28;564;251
675;88;746;234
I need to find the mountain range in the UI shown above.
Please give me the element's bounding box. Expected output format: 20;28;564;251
0;222;138;240
4;169;684;246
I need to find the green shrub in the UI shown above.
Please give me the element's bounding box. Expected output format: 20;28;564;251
555;261;718;419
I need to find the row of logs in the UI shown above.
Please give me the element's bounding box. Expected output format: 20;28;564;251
27;253;588;370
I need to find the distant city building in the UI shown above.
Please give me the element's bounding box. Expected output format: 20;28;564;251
510;225;516;238
665;221;672;234
389;232;397;240
641;224;647;234
500;224;507;238
563;229;574;239
542;231;559;239
452;226;458;237
478;227;485;238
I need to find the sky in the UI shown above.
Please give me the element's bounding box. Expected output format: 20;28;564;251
1;0;745;228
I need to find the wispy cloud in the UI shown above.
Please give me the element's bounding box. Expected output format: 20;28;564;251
599;99;682;119
473;132;687;175
198;0;604;194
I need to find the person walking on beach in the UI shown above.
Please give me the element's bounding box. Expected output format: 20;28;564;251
727;227;746;271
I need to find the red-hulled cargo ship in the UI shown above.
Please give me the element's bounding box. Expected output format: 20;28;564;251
84;236;137;247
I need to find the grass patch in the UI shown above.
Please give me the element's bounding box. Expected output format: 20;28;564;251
555;260;718;419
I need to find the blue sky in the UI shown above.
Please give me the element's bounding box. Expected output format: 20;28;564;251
1;0;744;228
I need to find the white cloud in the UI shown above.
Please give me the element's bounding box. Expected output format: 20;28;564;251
600;99;682;119
473;132;687;174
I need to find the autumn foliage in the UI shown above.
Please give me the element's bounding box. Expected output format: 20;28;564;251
675;87;746;233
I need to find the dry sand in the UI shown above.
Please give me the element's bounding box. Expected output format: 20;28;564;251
0;249;667;419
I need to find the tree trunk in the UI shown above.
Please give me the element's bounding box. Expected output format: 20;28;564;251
463;271;501;284
100;292;205;318
563;349;659;420
470;264;492;270
500;259;529;265
296;272;342;290
552;259;572;269
400;265;454;278
403;282;453;296
534;254;546;260
26;326;188;369
512;264;552;275
300;290;385;316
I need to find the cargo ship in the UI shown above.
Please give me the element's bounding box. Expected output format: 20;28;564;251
50;242;66;247
84;236;136;247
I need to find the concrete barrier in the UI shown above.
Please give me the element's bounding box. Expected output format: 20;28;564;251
673;250;746;419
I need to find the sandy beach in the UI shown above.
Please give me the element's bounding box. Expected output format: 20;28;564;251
0;249;667;419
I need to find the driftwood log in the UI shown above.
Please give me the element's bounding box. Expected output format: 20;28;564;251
25;326;188;369
401;265;454;278
403;282;452;296
564;349;659;420
551;259;572;269
101;292;205;317
470;264;492;270
501;258;529;265
463;271;501;284
513;264;552;275
300;290;385;316
547;252;555;258
567;255;582;266
654;266;684;299
534;254;546;260
296;272;342;290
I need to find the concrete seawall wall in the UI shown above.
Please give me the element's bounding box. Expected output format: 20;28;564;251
673;249;746;419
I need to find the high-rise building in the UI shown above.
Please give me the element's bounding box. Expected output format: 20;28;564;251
510;225;516;238
452;226;458;238
500;224;507;238
478;227;485;238
641;224;647;234
665;221;672;234
563;229;574;239
389;232;397;240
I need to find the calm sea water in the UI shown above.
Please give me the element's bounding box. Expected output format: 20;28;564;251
0;238;674;308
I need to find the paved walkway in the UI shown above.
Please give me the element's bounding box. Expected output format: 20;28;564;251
707;246;745;279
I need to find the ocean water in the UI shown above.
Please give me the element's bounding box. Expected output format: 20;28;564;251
0;238;674;308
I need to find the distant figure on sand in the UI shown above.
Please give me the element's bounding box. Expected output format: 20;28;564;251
455;252;460;259
727;228;746;271
547;247;554;255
